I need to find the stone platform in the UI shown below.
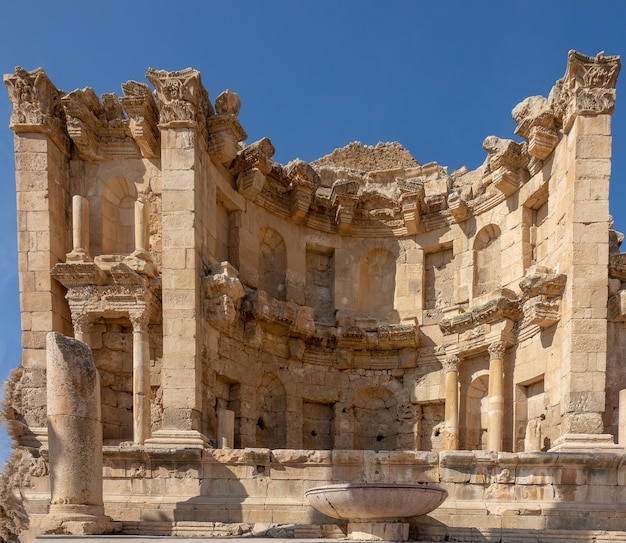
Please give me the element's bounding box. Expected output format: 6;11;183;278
35;539;463;543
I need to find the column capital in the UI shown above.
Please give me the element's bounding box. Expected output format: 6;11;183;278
146;67;212;138
129;310;150;333
550;50;621;132
4;66;70;154
488;341;506;360
441;354;460;373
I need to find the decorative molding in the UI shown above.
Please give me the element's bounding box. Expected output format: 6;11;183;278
549;51;621;133
146;67;212;140
4;66;70;155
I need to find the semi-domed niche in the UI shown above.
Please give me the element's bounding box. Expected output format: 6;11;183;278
102;177;137;256
259;227;287;301
473;224;501;298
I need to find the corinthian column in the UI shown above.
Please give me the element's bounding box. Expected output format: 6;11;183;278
130;311;151;444
487;341;506;451
442;355;460;450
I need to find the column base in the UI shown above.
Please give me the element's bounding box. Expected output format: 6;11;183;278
48;504;115;535
348;521;409;541
144;429;209;448
549;433;625;452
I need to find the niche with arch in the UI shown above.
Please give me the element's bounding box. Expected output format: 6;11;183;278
258;228;287;301
255;373;287;448
464;373;489;451
358;248;397;321
102;177;137;256
351;386;398;451
473;224;501;298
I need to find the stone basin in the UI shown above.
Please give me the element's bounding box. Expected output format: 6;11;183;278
305;483;448;541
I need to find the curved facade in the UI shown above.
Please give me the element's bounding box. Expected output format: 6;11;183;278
4;52;626;541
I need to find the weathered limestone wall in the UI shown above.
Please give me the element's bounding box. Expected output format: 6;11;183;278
18;447;626;541
4;51;626;541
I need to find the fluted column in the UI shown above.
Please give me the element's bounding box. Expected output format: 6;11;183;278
487;341;506;451
442;355;460;450
130;311;151;444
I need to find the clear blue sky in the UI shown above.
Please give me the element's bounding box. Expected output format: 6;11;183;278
1;1;626;462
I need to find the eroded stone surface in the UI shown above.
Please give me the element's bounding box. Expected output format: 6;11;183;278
2;50;626;542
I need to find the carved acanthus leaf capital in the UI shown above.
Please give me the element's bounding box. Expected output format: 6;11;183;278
146;67;213;138
549;51;621;132
441;355;460;373
129;311;150;333
4;66;70;154
488;341;506;360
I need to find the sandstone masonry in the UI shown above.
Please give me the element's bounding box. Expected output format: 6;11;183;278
2;51;626;542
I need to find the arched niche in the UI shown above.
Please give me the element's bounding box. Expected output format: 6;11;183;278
255;373;287;448
351;386;397;451
473;224;501;298
464;372;489;451
358;248;396;320
102;177;137;256
258;227;287;301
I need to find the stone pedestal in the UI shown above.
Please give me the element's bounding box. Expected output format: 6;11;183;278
348;521;409;541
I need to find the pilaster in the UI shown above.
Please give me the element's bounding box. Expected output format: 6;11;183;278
144;67;211;447
4;67;72;445
550;52;622;449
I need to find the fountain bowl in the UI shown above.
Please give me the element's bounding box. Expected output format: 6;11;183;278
305;482;448;521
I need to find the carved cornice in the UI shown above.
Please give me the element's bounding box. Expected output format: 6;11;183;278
121;80;161;158
549;51;621;133
512;96;558;161
519;269;567;300
482;136;529;196
208;90;247;166
286;159;320;223
4;66;70;155
50;262;107;288
242;289;315;339
519;268;566;329
447;191;470;223
229;137;275;176
146;67;213;140
439;289;521;335
331;321;420;350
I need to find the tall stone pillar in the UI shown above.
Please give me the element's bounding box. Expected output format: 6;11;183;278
144;67;212;447
4;67;72;447
46;332;111;534
549;52;623;451
487;342;505;451
130;311;151;444
442;355;460;450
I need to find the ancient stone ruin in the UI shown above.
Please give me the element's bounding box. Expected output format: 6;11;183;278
1;50;626;541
